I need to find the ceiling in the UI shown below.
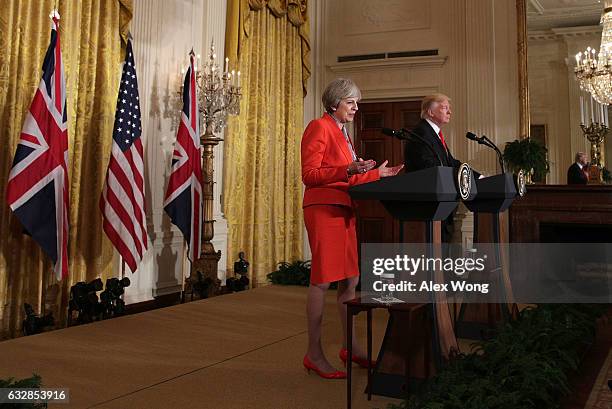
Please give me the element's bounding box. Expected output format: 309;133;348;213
527;0;603;30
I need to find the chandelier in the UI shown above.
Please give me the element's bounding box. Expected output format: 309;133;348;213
165;42;242;134
196;41;242;136
575;7;612;107
574;5;610;170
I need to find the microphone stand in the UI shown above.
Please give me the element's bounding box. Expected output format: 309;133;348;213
466;133;505;174
480;135;505;173
383;128;444;166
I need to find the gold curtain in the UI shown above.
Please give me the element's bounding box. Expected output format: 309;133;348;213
0;0;132;339
224;0;310;285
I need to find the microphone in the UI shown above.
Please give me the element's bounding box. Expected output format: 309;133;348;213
465;132;505;173
382;127;443;166
382;127;407;139
466;132;480;142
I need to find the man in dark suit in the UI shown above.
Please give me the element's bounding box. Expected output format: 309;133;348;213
567;152;589;185
404;93;478;242
404;94;461;171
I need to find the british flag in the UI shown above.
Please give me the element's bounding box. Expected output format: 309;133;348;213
6;14;69;280
99;38;147;273
163;52;203;262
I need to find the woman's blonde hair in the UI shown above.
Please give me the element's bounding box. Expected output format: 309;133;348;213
322;78;361;113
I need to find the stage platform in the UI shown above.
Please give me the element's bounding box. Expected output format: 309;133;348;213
0;285;402;409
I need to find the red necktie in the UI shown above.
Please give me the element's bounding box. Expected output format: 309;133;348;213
438;131;448;151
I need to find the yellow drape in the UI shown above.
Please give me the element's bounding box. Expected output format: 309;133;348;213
0;0;132;339
224;0;309;286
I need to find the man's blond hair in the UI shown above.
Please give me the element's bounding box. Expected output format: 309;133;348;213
575;152;587;162
421;93;451;119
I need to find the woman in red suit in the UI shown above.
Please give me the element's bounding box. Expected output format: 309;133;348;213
301;78;403;379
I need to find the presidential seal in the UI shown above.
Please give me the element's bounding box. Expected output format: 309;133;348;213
515;169;527;197
457;163;472;201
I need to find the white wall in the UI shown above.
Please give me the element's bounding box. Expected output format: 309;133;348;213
304;0;520;249
122;0;229;304
311;0;519;175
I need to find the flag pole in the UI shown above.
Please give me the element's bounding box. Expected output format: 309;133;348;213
181;241;188;302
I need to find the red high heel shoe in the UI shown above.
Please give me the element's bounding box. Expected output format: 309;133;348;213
339;348;376;368
303;355;346;379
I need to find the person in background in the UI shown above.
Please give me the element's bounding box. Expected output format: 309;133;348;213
301;78;403;379
567;152;589;185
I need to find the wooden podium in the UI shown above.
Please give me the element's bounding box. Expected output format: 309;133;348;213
348;166;471;400
455;173;521;339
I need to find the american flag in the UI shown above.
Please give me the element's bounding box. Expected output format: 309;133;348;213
6;13;69;280
99;38;148;272
163;52;202;262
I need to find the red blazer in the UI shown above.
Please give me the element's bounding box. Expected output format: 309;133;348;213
301;113;380;208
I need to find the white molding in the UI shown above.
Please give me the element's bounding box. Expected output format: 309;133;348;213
527;3;602;30
360;86;439;101
529;26;600;41
552;25;602;37
342;0;431;37
124;289;153;304
528;0;544;15
152;283;183;297
328;56;447;74
528;30;561;41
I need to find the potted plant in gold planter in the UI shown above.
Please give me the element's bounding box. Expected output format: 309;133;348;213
503;138;549;183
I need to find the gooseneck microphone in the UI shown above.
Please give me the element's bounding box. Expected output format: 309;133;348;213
382;127;443;166
464;132;505;173
466;132;480;142
381;127;406;139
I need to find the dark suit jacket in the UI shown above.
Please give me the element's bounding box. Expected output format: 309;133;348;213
567;163;588;185
403;119;462;172
403;119;478;242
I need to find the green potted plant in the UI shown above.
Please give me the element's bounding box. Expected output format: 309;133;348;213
266;260;312;286
503;138;550;183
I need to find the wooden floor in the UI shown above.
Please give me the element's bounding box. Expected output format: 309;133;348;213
0;286;401;409
1;286;608;409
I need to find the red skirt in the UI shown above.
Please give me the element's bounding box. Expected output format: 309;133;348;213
303;204;359;284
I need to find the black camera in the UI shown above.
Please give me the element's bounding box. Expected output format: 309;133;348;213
100;277;130;318
22;303;54;336
68;278;104;325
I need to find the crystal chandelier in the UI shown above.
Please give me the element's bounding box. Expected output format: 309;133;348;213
575;6;612;106
574;5;610;170
166;42;242;134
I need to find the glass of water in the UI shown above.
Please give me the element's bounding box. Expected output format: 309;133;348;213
379;273;395;303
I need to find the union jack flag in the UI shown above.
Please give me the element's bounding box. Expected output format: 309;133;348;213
99;38;148;272
163;52;203;262
6;13;69;280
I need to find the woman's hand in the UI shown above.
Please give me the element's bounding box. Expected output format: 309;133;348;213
377;160;404;177
347;158;376;176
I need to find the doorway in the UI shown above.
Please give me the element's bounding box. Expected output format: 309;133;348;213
353;100;422;243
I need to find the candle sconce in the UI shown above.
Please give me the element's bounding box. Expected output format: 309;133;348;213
173;41;243;293
579;92;608;181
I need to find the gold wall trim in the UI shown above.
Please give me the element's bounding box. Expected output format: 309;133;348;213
517;0;530;139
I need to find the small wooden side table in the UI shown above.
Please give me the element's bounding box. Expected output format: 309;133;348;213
345;298;430;409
